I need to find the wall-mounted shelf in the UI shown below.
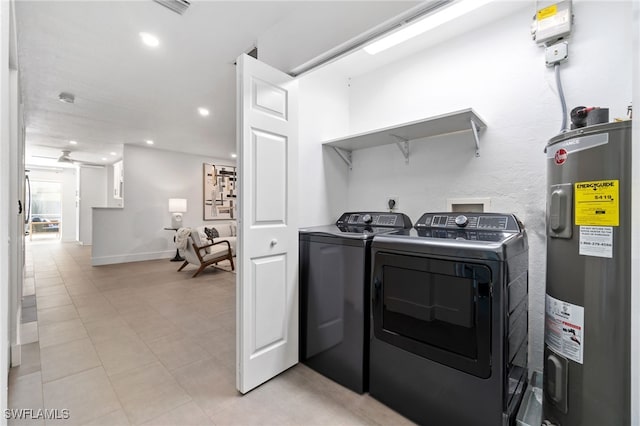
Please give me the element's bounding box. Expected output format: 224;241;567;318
323;108;487;168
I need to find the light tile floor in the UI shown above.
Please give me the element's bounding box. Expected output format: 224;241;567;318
8;241;414;425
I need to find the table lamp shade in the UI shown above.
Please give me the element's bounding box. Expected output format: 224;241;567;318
168;198;187;213
169;198;187;228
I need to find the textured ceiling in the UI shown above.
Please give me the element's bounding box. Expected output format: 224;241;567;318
16;0;419;167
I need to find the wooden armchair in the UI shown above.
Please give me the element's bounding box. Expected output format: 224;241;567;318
177;230;235;277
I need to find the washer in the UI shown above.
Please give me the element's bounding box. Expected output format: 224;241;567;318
299;212;412;393
369;212;529;425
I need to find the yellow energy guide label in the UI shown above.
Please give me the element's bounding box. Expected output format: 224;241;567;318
574;180;619;226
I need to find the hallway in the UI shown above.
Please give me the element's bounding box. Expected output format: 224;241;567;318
7;241;411;425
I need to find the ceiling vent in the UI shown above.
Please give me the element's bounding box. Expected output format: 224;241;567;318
153;0;190;15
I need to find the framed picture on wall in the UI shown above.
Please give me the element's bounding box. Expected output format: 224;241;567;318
203;163;236;220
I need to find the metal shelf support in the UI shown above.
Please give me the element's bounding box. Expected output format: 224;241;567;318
391;134;410;164
332;146;353;169
470;119;481;157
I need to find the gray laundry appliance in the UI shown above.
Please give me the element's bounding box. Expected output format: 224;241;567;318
299;212;412;393
543;120;631;425
369;212;529;425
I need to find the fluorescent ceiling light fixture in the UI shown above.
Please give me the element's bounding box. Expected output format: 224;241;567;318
364;0;493;55
69;140;78;145
146;140;154;145
110;152;117;156
231;153;237;158
198;107;210;117
139;32;160;48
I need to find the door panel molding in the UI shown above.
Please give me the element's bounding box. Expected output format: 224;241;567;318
237;54;299;394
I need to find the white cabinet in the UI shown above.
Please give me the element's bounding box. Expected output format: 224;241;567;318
322;108;486;167
113;160;123;199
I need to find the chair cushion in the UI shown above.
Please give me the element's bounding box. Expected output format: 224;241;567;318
203;243;230;260
192;230;205;247
195;230;218;254
213;237;236;256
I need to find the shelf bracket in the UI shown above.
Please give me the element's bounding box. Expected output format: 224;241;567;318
331;146;352;169
391;134;410;164
470;119;481;157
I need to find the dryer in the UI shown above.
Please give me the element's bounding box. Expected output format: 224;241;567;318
369;212;528;425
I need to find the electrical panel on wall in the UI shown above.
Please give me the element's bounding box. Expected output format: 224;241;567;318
531;1;573;46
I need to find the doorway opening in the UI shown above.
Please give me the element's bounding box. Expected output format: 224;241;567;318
28;180;62;241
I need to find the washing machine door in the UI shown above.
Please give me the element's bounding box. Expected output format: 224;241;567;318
372;251;493;378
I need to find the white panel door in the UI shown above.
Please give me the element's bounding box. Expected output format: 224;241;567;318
236;54;298;394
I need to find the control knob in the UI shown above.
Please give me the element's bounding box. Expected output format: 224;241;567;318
455;215;469;227
362;214;373;224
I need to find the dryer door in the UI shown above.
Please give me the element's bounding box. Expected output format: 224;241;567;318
372;251;492;378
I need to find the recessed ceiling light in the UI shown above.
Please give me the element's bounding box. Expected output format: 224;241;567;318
110;152;117;156
198;107;210;117
146;140;154;145
139;32;160;48
102;157;107;161
231;153;237;158
69;140;78;145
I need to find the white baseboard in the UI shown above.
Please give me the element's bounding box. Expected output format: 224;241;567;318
91;250;175;266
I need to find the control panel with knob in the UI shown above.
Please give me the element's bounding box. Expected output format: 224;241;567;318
455;215;469;227
335;212;413;229
414;212;522;232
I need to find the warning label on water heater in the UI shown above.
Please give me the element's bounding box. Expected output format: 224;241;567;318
574;180;619;226
545;294;584;364
579;226;613;258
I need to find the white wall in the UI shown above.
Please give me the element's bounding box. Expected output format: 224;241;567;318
78;167;107;245
343;2;633;372
0;0;11;417
92;145;235;265
60;168;77;242
8;69;22;371
297;67;351;227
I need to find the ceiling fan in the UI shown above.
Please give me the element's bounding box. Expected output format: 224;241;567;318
32;150;105;167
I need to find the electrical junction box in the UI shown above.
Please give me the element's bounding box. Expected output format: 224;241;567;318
545;41;568;66
532;0;573;46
